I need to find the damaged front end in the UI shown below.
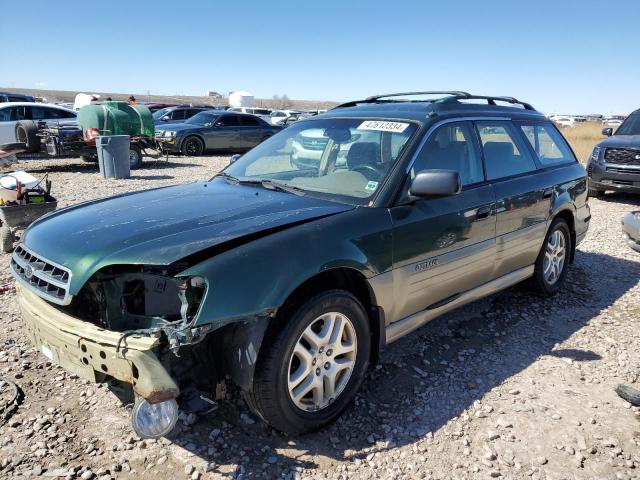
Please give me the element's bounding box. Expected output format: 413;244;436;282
15;262;227;438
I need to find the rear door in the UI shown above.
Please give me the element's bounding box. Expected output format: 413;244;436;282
475;120;550;279
0;105;27;143
239;115;265;149
389;121;497;323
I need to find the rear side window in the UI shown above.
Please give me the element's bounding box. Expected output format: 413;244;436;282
241;116;260;126
476;121;537;180
520;124;575;166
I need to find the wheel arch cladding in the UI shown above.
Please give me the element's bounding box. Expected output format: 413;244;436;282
553;208;576;262
274;267;385;364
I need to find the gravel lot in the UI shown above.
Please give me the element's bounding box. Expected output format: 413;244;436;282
0;155;638;480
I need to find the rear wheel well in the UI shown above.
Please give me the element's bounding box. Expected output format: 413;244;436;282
275;268;384;363
553;209;576;262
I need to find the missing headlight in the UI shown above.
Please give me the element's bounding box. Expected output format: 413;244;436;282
62;267;206;332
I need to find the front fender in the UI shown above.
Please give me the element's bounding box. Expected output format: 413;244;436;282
179;207;394;328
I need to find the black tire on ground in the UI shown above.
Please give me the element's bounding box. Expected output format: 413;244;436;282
1;226;14;253
249;289;371;434
588;187;605;198
181;136;204;156
616;384;640;406
129;144;143;169
81;154;98;163
15;120;41;153
530;217;572;296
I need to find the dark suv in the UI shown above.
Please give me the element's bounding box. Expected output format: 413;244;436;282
12;91;590;438
588;109;640;196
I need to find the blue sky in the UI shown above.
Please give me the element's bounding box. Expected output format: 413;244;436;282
1;0;639;114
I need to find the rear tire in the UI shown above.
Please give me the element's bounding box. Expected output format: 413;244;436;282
129;144;143;169
182;136;204;156
15;120;41;153
249;290;370;434
530;218;572;296
81;154;98;163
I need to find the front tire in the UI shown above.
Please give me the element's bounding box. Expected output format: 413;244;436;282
530;218;572;296
182;136;204;156
250;290;371;434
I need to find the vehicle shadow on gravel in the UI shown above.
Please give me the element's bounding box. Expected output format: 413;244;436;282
168;250;639;477
598;192;640;206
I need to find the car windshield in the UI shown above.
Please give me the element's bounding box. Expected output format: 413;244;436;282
615;114;640;135
186;111;219;126
152;108;171;120
222;118;417;204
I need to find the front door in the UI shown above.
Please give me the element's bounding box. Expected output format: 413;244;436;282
205;114;242;150
389;121;497;323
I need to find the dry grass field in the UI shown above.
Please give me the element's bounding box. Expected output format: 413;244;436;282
560;121;607;163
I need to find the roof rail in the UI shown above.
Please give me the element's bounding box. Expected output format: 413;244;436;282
435;94;536;111
364;91;472;101
332;91;536;111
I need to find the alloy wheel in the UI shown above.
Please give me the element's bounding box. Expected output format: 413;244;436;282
543;229;566;285
287;312;357;412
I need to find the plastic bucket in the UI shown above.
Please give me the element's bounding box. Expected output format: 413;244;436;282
96;135;131;179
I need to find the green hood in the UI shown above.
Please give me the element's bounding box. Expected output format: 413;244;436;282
22;180;353;294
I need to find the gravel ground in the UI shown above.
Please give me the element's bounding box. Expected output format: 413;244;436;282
0;155;638;480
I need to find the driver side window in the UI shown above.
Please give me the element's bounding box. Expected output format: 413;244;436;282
410;121;484;186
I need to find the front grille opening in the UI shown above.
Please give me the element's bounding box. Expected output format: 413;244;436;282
604;148;640;166
11;245;71;304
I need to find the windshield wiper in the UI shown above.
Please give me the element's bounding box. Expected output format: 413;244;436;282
216;174;305;195
216;172;240;184
258;179;306;196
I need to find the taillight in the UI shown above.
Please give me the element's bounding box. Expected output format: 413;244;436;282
85;128;100;145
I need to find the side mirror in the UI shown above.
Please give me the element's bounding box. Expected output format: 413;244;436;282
161;115;170;122
409;170;461;198
602;127;613;137
230;154;241;164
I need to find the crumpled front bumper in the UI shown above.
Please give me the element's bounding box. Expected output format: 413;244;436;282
17;285;179;403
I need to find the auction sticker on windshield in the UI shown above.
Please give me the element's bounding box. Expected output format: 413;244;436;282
357;120;410;133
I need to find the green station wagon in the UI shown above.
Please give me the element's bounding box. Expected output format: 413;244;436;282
11;91;591;437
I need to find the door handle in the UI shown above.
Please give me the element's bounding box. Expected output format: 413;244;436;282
476;205;492;219
543;188;554;199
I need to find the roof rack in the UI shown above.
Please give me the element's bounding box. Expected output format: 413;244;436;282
333;91;535;111
434;94;535;111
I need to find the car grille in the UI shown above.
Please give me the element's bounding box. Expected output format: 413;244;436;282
606;166;640;174
11;244;72;305
604;148;640;166
300;137;328;150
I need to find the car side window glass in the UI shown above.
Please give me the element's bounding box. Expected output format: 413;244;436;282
6;106;25;121
0;108;12;121
476;121;537;180
241;116;259;127
520;124;575;166
410;121;484;186
31;107;55;119
172;109;186;120
221;115;241;127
